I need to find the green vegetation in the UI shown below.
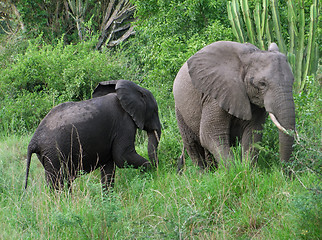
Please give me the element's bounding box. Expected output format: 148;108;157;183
0;36;137;134
0;131;320;239
0;0;321;239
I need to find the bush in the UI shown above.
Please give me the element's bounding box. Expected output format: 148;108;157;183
292;187;322;239
125;0;233;84
0;36;137;135
0;91;54;135
292;76;322;176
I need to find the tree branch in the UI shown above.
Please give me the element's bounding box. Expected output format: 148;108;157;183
107;24;135;47
95;0;136;50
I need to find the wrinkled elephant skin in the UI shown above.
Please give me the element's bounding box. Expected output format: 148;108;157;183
173;41;295;170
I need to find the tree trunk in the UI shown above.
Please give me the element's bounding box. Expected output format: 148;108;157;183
95;0;136;50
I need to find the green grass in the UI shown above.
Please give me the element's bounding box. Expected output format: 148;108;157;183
0;134;320;239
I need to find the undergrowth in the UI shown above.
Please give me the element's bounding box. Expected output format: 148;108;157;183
0;131;320;239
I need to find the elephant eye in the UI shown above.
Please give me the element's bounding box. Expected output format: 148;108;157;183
258;80;267;88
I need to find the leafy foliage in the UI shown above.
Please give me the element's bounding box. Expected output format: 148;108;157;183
0;35;137;134
128;0;232;83
292;77;322;176
7;0;135;47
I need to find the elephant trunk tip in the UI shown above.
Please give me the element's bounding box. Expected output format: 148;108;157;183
148;130;161;168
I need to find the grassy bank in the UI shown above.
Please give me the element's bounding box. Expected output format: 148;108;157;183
0;134;320;239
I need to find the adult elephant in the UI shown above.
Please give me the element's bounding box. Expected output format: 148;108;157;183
173;41;295;170
25;80;161;191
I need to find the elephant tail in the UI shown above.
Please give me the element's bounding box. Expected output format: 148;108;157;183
24;143;35;189
177;147;186;174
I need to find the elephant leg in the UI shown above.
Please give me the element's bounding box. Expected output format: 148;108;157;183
112;133;151;170
115;150;151;170
100;160;116;192
42;154;65;190
241;109;266;162
44;169;59;190
241;128;262;163
176;108;208;169
186;140;207;169
205;149;217;169
199;102;232;168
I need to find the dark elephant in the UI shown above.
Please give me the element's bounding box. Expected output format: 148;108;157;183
173;41;295;170
25;80;161;191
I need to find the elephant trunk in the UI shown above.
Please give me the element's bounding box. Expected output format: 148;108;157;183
268;94;296;162
147;129;161;167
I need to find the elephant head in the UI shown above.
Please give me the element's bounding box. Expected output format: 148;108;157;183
92;80;161;166
187;41;295;162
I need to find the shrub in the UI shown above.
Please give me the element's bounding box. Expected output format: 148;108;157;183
291;75;322;176
0;36;137;135
125;0;233;84
291;187;322;239
0;91;55;135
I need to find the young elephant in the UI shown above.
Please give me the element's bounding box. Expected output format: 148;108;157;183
25;80;161;191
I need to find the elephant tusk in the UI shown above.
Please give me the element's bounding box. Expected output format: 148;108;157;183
269;113;288;134
154;130;160;143
295;129;300;142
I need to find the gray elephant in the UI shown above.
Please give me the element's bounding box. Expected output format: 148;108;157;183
173;41;295;170
25;80;161;191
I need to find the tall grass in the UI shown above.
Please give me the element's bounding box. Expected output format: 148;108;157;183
0;132;320;239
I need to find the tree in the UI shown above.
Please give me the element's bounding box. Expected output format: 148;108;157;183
1;0;136;48
95;0;136;50
0;0;25;36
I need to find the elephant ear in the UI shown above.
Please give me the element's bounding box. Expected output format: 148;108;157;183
116;80;146;130
92;80;119;98
187;41;256;120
